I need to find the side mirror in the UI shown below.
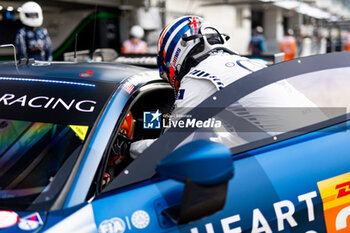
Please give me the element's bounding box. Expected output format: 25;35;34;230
156;140;233;224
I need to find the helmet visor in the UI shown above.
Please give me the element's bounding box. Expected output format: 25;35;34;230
25;13;39;19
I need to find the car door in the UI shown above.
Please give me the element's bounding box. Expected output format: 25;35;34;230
91;52;350;233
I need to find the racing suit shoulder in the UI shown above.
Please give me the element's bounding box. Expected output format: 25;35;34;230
185;53;264;90
16;27;27;35
41;28;49;34
173;52;266;115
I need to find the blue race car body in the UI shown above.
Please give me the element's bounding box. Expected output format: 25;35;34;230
0;52;350;233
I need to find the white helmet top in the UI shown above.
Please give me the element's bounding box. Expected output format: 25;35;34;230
287;28;294;36
20;1;43;27
130;25;144;39
157;16;236;90
256;26;263;34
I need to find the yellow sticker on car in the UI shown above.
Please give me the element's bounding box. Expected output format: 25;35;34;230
69;125;89;140
317;172;350;233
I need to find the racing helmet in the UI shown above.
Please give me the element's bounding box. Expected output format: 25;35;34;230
130;25;144;39
157;16;237;91
19;1;43;27
119;112;135;139
255;26;263;34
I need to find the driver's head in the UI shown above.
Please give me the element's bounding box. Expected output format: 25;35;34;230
19;1;43;27
157;16;235;91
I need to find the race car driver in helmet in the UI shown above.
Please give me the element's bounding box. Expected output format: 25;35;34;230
15;1;52;61
124;16;325;158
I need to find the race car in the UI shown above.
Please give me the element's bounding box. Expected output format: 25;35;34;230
0;51;349;233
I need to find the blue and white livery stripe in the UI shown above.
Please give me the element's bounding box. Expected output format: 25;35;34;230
164;24;191;65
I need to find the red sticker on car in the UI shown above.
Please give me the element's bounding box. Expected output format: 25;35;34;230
79;71;93;77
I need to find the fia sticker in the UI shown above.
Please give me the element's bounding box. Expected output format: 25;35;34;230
0;210;19;229
18;213;43;231
99;217;126;233
131;210;150;229
79;71;93;78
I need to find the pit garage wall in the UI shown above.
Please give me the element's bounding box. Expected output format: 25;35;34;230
263;6;284;54
165;0;252;54
199;5;252;55
44;9;93;52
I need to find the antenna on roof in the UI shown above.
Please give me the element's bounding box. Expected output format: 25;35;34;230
91;3;98;60
74;33;78;62
0;44;19;73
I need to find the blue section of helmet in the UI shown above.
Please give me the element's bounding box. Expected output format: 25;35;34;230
156;53;163;74
164;24;191;67
159;17;189;64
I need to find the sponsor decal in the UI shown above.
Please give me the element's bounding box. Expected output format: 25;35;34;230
99;217;126;233
131;210;150;229
122;82;135;94
18;213;43;231
190;191;318;233
79;71;93;78
225;62;235;67
69;125;89;140
172;48;181;64
99;211;150;233
143;110;161;129
0;94;96;113
188;69;224;90
188;173;350;233
0;210;19;229
122;72;153;95
317;172;350;233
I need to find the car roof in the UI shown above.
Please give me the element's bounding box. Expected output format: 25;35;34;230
0;60;156;83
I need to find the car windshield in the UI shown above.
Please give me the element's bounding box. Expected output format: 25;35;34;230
0;75;116;209
0;120;84;197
